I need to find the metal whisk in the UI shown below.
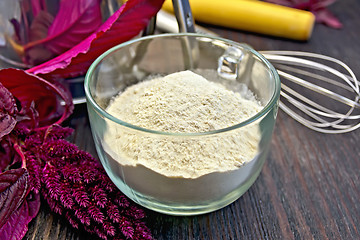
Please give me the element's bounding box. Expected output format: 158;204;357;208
159;0;360;133
260;51;360;134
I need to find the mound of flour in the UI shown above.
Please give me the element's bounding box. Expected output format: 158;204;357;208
104;70;263;179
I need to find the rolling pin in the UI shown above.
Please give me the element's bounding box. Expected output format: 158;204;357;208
162;0;315;41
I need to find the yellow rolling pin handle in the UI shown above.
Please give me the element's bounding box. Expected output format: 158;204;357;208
162;0;315;41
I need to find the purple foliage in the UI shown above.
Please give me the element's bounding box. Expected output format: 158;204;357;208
0;191;40;240
11;0;103;65
0;169;41;240
0;137;17;172
0;69;74;129
0;67;73;240
30;128;153;239
27;0;166;80
0;83;18;139
0;0;167;238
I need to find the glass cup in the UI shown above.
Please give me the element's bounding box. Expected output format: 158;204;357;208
85;33;280;215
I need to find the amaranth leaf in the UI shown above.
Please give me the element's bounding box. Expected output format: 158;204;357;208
0;83;18;139
0;168;29;228
0;169;40;240
27;0;165;79
0;68;74;129
24;0;103;65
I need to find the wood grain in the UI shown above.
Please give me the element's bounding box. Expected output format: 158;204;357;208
23;0;360;239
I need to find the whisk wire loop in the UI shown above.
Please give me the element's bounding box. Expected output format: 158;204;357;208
260;51;360;133
261;50;359;93
281;84;358;120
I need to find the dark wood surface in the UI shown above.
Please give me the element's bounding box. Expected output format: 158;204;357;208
24;0;360;239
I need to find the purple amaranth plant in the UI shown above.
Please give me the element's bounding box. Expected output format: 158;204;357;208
22;125;153;240
0;72;155;239
1;0;166;238
0;73;154;239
